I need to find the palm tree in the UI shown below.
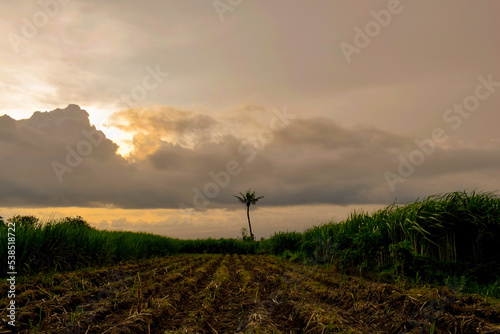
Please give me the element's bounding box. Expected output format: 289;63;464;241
235;189;264;241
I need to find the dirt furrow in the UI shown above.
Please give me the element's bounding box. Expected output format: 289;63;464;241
81;255;214;334
150;254;224;333
237;255;308;333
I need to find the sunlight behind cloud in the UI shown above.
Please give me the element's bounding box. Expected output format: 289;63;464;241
107;104;293;159
85;106;135;157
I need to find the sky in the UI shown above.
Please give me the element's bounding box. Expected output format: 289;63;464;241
1;1;499;239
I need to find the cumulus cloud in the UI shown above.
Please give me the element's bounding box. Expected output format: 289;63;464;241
1;104;499;211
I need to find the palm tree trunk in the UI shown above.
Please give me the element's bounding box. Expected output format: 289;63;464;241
246;204;254;241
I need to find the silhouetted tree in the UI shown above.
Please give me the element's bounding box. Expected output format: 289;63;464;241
235;189;264;241
8;215;40;228
60;216;92;228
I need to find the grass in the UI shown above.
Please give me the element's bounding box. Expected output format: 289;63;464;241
269;190;500;294
1;190;499;296
0;215;257;277
0;218;181;276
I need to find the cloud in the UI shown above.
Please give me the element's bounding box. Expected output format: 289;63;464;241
0;104;499;211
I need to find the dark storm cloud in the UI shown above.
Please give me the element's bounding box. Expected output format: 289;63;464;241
1;105;499;209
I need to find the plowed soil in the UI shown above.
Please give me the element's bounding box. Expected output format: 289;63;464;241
1;254;499;333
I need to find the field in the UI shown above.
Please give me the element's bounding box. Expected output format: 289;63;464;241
2;254;500;334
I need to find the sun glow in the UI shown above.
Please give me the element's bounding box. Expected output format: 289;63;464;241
85;106;135;158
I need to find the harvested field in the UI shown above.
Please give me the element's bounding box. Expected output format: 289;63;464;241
1;254;499;333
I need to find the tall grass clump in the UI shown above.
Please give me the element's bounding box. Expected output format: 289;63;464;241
299;191;500;283
0;216;181;277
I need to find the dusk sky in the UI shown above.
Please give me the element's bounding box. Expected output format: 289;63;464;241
1;1;499;239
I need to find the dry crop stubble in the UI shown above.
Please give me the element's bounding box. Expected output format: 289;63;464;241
1;254;500;333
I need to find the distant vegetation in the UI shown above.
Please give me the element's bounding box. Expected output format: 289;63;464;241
1;191;499;295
